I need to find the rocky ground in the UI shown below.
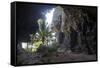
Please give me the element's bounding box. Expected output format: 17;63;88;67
17;49;96;65
36;51;96;64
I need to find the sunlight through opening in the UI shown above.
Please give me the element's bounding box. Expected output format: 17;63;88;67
45;8;55;27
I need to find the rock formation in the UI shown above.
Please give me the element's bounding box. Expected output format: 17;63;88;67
51;6;97;54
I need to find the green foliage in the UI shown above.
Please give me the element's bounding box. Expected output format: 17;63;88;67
24;18;56;53
25;19;53;53
37;19;52;44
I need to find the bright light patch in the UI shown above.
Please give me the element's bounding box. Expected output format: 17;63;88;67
22;42;27;49
52;32;56;36
45;8;55;27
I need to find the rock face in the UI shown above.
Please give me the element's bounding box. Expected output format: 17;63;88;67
51;6;66;32
51;6;97;54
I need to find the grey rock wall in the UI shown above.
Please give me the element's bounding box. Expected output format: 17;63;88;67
51;6;97;54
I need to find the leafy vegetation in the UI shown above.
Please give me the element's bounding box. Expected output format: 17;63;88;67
24;18;55;53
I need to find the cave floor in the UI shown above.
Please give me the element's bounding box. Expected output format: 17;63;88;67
37;51;97;64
